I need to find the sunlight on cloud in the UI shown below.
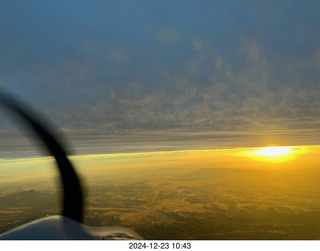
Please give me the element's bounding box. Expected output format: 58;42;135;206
0;145;319;190
70;145;320;176
236;145;313;163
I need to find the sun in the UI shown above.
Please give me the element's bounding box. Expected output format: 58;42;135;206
255;146;292;157
239;146;296;162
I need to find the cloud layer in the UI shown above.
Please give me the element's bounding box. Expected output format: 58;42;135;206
0;1;320;153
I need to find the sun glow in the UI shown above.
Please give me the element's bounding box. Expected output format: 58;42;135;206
255;146;292;157
238;146;300;163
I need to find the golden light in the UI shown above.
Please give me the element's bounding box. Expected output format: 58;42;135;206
238;146;298;163
255;146;292;157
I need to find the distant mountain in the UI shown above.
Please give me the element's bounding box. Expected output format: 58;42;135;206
0;189;57;210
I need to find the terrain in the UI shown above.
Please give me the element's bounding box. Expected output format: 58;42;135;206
1;166;320;239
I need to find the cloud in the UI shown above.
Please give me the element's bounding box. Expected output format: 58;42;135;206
107;47;129;64
0;1;320;155
157;27;179;43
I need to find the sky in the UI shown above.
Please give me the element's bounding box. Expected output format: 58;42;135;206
0;1;320;157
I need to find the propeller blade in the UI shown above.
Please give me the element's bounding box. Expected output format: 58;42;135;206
0;90;84;223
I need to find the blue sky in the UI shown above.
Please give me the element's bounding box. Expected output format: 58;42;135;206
0;1;320;156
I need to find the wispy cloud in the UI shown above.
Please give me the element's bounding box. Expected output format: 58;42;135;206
0;1;320;156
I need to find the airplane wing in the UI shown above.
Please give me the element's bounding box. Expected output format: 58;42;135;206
0;216;143;240
0;90;143;240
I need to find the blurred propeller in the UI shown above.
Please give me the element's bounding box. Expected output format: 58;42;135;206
0;90;83;223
